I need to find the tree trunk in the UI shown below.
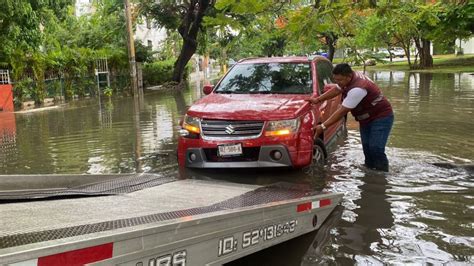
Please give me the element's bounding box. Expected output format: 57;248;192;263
173;41;197;83
324;33;337;62
172;0;213;84
327;41;335;62
414;38;433;69
419;72;432;100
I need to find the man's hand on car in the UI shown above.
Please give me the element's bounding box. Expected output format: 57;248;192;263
306;97;321;104
313;124;325;139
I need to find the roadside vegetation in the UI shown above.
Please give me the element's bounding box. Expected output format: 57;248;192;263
0;0;472;109
140;0;473;80
355;55;474;72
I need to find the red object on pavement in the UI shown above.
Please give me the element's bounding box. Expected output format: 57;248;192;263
0;84;14;112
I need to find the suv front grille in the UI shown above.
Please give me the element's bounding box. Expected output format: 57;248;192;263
201;120;264;138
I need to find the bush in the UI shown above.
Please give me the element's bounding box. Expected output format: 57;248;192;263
143;59;191;86
13;78;33;107
143;59;175;86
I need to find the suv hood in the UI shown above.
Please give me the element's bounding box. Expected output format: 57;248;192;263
186;94;311;120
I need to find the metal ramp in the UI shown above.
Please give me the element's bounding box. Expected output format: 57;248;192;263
0;173;176;201
0;175;342;265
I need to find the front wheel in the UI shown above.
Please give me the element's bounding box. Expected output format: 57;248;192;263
303;139;327;175
311;139;327;166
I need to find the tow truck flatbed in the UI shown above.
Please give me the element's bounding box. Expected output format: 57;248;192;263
0;174;342;265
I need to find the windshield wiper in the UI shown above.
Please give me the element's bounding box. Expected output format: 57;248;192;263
248;91;272;94
275;91;308;94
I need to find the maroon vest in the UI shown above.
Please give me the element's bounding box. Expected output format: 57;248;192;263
341;72;393;125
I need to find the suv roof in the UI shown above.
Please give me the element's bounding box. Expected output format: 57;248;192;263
238;56;327;64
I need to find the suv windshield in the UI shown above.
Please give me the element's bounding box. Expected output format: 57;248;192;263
215;62;313;94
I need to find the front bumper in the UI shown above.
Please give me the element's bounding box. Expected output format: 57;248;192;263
184;145;293;168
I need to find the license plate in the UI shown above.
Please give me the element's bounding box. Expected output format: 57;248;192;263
218;143;243;157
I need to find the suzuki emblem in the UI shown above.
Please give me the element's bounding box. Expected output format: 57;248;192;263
225;125;235;134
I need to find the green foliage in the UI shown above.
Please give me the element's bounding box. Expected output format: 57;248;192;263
0;0;73;60
285;6;328;47
0;0;135;102
9;50;29;81
433;2;474;47
141;0;216;82
142;59;176;86
104;86;113;97
143;59;191;86
13;78;33;107
158;31;183;60
140;0;181;30
47;80;62;98
135;41;156;63
31;52;46;104
355;13;390;49
204;0;294;62
2;0;473;102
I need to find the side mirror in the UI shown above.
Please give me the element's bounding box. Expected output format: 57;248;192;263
203;84;214;95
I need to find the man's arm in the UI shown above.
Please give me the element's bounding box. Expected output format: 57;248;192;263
306;84;341;104
313;87;367;139
314;106;351;138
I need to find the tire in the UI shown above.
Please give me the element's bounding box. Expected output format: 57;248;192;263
303;138;327;175
311;138;327;166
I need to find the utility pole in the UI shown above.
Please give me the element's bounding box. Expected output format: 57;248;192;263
124;0;138;95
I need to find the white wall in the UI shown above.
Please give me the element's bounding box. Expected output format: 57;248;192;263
135;23;167;52
75;0;94;16
456;37;474;54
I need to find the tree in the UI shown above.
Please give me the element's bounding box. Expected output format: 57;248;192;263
0;0;73;62
432;2;474;55
142;0;216;84
355;5;415;65
206;0;299;61
410;2;441;68
285;1;357;62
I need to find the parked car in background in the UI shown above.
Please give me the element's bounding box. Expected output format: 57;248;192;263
377;48;390;58
390;47;405;58
177;56;346;170
377;47;405;58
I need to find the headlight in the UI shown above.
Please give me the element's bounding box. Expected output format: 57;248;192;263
264;118;300;137
182;114;201;134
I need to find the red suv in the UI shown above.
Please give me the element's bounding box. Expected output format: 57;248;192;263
178;56;345;169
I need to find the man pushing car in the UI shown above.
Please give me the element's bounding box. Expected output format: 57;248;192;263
307;63;394;172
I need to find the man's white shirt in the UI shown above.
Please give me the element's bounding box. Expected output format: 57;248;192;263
339;87;367;109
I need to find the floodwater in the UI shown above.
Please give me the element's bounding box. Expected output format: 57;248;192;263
0;71;473;264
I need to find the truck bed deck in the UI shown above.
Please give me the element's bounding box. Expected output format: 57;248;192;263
0;174;342;265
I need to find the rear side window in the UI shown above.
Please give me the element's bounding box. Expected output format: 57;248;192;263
316;61;333;95
215;63;312;94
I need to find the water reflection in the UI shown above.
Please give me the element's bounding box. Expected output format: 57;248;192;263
321;127;474;264
336;172;394;264
133;93;143;172
0;112;16;168
368;71;474;161
0;90;186;174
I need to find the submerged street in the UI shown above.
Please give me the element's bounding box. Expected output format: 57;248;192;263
0;71;473;264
